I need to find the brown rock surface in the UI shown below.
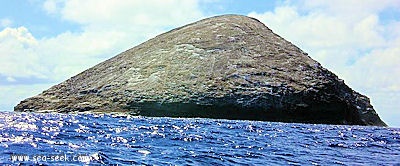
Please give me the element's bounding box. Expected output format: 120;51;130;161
14;15;386;126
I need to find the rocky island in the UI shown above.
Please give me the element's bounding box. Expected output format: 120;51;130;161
15;15;386;126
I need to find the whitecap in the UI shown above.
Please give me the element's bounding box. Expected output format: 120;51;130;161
137;149;151;155
68;142;80;149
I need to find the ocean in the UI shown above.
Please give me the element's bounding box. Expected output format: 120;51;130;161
0;111;399;165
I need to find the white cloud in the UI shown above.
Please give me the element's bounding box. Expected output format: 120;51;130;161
61;0;202;27
349;40;400;92
0;27;48;78
301;0;400;19
248;0;400;126
1;18;12;28
43;0;60;14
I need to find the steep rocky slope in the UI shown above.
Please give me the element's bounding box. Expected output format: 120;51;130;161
15;15;386;126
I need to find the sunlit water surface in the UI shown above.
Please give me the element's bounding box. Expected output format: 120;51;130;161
0;112;399;165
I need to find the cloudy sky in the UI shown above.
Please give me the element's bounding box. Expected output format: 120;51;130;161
1;0;399;126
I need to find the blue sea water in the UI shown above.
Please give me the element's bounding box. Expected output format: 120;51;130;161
0;112;399;165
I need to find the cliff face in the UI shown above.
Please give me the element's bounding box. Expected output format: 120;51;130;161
15;15;386;126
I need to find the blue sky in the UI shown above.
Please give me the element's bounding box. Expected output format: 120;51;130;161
1;0;399;127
